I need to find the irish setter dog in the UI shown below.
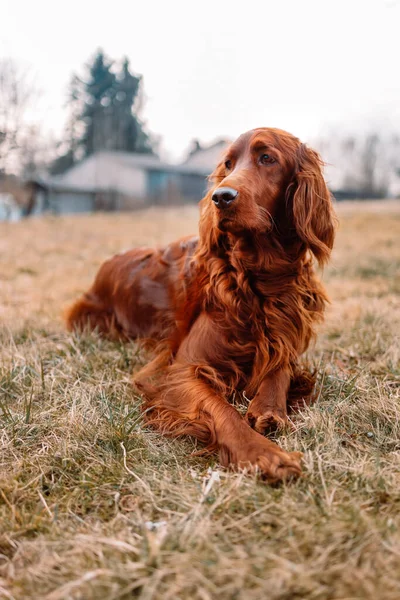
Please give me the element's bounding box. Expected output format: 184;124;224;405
67;127;336;483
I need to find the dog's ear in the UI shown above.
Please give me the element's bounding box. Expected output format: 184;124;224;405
207;160;226;189
197;192;219;256
196;160;227;253
287;143;337;266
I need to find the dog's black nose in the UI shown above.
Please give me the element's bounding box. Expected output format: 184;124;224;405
212;187;238;208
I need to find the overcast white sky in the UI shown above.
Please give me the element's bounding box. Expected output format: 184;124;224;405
1;0;400;160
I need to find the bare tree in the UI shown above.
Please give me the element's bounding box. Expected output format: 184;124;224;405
359;134;378;195
0;58;38;174
317;129;394;198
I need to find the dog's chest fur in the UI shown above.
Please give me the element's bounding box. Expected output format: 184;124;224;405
199;249;319;388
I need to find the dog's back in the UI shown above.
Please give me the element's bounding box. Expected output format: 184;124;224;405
66;235;199;341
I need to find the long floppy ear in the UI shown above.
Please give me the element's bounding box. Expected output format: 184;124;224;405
196;160;226;254
288;143;337;266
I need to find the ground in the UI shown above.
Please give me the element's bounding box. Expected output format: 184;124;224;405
0;201;399;600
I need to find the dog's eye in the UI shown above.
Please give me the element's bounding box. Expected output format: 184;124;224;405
259;154;275;165
225;160;232;170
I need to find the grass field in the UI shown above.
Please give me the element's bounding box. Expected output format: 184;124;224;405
1;201;400;600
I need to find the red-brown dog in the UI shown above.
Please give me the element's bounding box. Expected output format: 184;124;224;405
67;127;336;483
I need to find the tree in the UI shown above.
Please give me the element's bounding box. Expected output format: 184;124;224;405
113;58;152;154
360;134;379;196
317;129;393;198
0;59;38;174
51;50;155;173
81;51;117;156
50;75;84;175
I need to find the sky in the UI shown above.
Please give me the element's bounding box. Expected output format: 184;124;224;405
1;0;400;161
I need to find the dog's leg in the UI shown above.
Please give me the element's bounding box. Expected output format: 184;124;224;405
140;364;302;483
245;370;291;434
133;346;172;398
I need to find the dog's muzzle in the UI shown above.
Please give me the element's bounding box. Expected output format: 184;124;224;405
211;187;238;209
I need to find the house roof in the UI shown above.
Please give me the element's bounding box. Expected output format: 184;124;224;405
183;139;231;171
92;150;211;176
32;151;211;195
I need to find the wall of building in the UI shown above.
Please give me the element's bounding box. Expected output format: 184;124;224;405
179;173;208;201
146;170;207;204
53;154;147;198
49;192;95;214
0;193;22;221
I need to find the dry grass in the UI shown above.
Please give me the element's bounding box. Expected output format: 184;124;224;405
0;201;399;600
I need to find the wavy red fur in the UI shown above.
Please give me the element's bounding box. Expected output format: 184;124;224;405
66;127;337;483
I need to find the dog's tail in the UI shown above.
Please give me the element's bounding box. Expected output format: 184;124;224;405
65;293;122;339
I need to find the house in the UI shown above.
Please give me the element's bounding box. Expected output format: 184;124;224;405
0;193;22;221
28;151;211;215
0;176;34;221
317;137;400;200
184;138;231;172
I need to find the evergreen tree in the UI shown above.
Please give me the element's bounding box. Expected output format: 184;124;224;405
50;75;82;175
115;58;140;152
50;50;155;174
81;51;117;155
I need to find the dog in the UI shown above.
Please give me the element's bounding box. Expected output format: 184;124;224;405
67;127;336;483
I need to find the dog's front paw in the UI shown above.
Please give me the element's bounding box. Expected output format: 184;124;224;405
246;408;291;435
224;435;302;483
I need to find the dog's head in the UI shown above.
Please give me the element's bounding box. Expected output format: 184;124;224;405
201;127;336;265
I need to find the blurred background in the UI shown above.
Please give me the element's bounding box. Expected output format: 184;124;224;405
1;0;399;220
